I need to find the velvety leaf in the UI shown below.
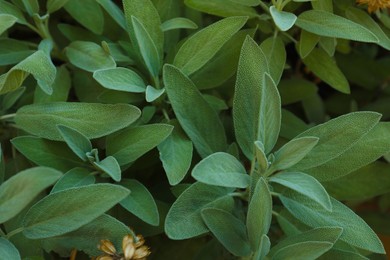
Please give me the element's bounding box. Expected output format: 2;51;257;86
0;238;20;260
120;179;159;226
234;36;280;158
65;41;116;72
165;182;234;239
161;17;198;31
106;124;173;165
42;214;131;257
34;66;71;103
270;172;332;211
57;125;92;162
46;0;69;13
318;248;369;260
23;184;130;239
295;10;378;43
11;136;86;172
96;0;126;29
260;36;286;85
201;208;251;257
0;50;56;95
272;136;319;171
93;156;121;182
0;38;34;66
274;242;333;260
51;168;95;193
15;102;141;141
254;141;268;173
0;14;17;34
0;0;27;24
158;120;193;185
253;235;271;260
247;177;272;250
0;167;62;223
291;112;381;171
64;0;104;34
184;0;258;18
270;6;297;31
1;87;25;111
93;67;146;93
173;16;247;76
163;65;227;158
191;152;250;188
280;194;385;254
145;85;165;102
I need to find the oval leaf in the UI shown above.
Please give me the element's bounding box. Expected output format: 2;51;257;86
93;67;146;93
51;168;95;193
270;6;297;31
0;238;20;260
57;125;92;161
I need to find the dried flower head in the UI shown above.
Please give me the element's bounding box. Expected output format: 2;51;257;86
356;0;390;13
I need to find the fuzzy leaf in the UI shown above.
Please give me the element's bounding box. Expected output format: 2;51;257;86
93;156;121;182
93;67;146;93
0;238;20;260
64;0;104;34
57;125;92;162
51;168;95;193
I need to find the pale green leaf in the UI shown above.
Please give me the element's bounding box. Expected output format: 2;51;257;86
270;6;297;31
93;67;146;93
145;85;165;102
0;14;17;34
254;141;268;173
184;0;258;18
93;156;121;182
0;238;20;260
161;17;198;31
253;235;271;260
0;0;27;24
22;0;39;16
274;242;333;260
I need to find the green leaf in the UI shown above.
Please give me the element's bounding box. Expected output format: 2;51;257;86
291;112;381;171
270;6;297;31
319;248;369;260
65;41;116;72
165;182;234;239
192;152;250;188
247;177;272;250
0;238;20;260
161;17;198;31
120;179;159;226
145;85;165;102
173;16;247;76
42;214;131;257
163;65;227;158
22;0;39;16
0;167;62;223
279;78;318;105
253;235;271;260
234;36;281;158
303;47;349;93
299;30;320;58
229;0;260;6
106;124;173;165
0;0;27;24
93;156;121;182
51;168;95;193
0;14;17;34
255;141;268;173
11;136;86;172
280;194;385;254
0;50;56;95
96;0;126;29
0;145;4;183
23;183;130;239
184;0;258;18
57;125;92;162
260;36;286;85
0;38;34;66
93;67;146;93
270;172;332;211
34;66;71;103
158;120;193;185
201;208;251;257
272;136;319;171
64;0;104;34
46;0;69;13
295;10;378;43
274;241;333;260
15;102;141;141
1;86;25;111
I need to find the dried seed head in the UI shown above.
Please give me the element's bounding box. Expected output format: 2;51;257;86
98;239;117;255
96;255;115;260
134;235;145;247
356;0;390;13
133;246;151;259
122;235;136;260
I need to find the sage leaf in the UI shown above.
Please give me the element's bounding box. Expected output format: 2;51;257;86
260;36;286;85
253;235;271;260
23;184;130;239
279;78;318;105
106;124;173;166
0;238;20;260
0;167;62;223
0;39;34;66
229;0;260;6
201;208;251;257
274;242;333;260
120;179;159;226
280;194;385;254
165;182;234;239
93;156;121;182
96;0;126;29
299;30;320;58
163;65;227;158
270;6;297;31
0;145;4;183
51;168;95;193
15;102;141;141
270;172;332;211
158;120;193;185
191;152;250;188
0;0;27;24
247;177;272;250
65;41;116;72
0;14;17;34
255;141;268;173
145;85;165;102
46;0;69;13
161;17;198;31
173;16;247;76
93;67;146;93
295;10;378;43
57;125;92;162
64;0;104;35
184;0;258;18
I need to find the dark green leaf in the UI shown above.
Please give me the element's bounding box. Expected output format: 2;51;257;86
0;14;17;34
46;0;69;13
279;78;318;105
96;0;126;29
260;36;286;85
51;168;95;193
299;30;320;58
184;0;258;18
64;0;104;34
253;235;271;260
0;0;27;24
57;125;92;162
0;238;20;260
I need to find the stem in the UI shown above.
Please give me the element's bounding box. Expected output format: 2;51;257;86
162;108;170;121
153;75;161;89
230;192;248;201
270;191;280;197
0;113;16;121
272;210;280;216
6;227;24;239
0;228;6;237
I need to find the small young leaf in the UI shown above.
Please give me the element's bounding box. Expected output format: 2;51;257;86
0;167;62;223
145;85;165;102
247;177;272;250
51;168;95;193
253;235;271;260
15;102;141;141
192;152;250;188
270;6;297;31
64;0;104;34
173;16;247;76
254;141;268;173
93;156;121;182
161;17;198;31
106;124;173;165
23;184;130;239
201;208;251;257
0;238;20;260
120;179;159;226
57;125;92;162
270;172;332;211
93;67;146;93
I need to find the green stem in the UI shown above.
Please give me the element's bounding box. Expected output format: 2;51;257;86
0;228;6;237
6;227;24;239
0;113;16;121
272;210;280;216
162;108;170;121
230;191;248;201
270;191;280;197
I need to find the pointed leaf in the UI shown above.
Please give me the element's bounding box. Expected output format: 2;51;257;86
57;125;92;162
274;241;333;260
96;0;126;29
93;67;146;93
64;0;104;34
51;168;95;193
0;14;17;34
253;235;271;260
47;0;70;13
161;17;198;31
93;156;121;182
145;85;165;102
299;30;320;58
260;36;286;85
270;6;297;31
184;0;258;18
